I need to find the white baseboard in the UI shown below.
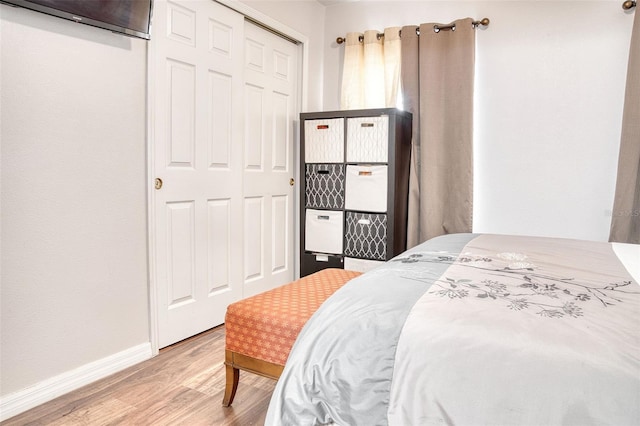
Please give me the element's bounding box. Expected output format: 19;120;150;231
0;342;153;422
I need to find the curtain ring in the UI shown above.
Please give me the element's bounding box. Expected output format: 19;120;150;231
433;24;456;33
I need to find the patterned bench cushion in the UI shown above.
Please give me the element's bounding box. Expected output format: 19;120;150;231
225;268;362;366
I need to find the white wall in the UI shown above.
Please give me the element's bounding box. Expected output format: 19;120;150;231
0;0;325;419
1;2;149;401
323;1;632;242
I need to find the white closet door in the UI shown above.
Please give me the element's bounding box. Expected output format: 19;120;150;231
151;1;299;348
242;21;298;298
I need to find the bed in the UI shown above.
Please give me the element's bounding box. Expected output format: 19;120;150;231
265;233;640;425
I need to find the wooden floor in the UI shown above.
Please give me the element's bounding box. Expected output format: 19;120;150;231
1;326;276;425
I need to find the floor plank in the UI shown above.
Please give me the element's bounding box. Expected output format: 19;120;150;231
1;326;275;426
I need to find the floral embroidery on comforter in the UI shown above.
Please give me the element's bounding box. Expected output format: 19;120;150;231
393;246;638;319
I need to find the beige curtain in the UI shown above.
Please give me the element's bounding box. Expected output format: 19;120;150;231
609;9;640;244
341;32;364;110
383;28;402;108
402;19;476;246
340;27;402;109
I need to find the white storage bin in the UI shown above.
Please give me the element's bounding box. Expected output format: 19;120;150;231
345;165;388;212
346;116;388;162
305;209;344;254
305;118;344;163
344;257;384;273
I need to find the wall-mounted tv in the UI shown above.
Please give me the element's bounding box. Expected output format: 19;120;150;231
1;0;153;40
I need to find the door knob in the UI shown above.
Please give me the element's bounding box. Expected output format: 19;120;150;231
155;178;163;190
289;178;295;186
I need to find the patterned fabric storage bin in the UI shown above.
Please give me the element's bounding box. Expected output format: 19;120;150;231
344;211;387;260
345;165;387;212
305;209;344;254
304;118;344;163
346;116;389;163
305;164;345;210
344;257;384;273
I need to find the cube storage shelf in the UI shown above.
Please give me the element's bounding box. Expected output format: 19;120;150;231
300;108;412;277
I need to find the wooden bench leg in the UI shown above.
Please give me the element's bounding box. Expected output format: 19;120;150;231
222;351;239;406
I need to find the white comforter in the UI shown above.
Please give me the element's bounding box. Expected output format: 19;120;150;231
266;234;640;425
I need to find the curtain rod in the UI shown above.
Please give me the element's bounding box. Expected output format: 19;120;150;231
622;0;636;10
335;18;490;44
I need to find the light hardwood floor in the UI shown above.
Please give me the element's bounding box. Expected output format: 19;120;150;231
1;326;276;425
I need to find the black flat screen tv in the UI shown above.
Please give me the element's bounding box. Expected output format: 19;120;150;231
1;0;153;40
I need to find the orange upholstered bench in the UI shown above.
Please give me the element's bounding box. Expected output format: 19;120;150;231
222;268;362;406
